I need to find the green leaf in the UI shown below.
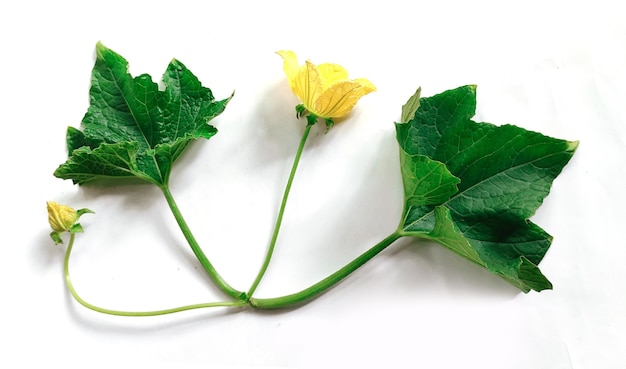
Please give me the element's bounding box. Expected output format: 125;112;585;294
54;42;231;186
400;87;421;124
396;85;577;292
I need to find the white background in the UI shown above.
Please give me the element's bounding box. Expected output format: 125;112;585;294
2;0;624;368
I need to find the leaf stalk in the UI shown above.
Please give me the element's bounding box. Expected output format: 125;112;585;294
249;231;403;309
160;185;246;300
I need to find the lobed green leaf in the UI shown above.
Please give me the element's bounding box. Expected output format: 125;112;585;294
54;42;231;186
396;85;577;292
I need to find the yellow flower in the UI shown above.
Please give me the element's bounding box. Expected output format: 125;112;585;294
47;201;94;244
277;50;376;124
47;201;79;232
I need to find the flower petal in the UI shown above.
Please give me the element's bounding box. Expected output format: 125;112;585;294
313;78;376;118
276;50;300;91
293;61;323;110
317;63;349;88
277;51;323;111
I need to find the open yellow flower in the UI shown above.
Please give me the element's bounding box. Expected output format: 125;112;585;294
277;50;376;124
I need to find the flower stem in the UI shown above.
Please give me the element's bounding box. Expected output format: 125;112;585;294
249;231;403;309
160;185;245;300
247;123;314;298
63;233;247;317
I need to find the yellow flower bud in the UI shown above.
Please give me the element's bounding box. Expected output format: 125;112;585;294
47;202;94;244
47;201;79;232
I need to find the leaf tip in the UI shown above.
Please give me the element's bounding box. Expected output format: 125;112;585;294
169;57;181;66
95;41;108;58
566;140;580;152
517;257;554;292
400;86;422;124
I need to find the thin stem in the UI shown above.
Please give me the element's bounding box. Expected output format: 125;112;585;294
63;233;247;317
247;123;313;297
249;231;403;309
160;185;245;300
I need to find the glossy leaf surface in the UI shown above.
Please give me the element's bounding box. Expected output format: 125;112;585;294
396;85;577;292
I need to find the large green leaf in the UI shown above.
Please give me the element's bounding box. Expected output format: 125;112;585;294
396;86;577;292
54;42;231;186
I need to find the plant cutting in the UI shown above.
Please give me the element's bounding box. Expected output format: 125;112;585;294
49;42;577;316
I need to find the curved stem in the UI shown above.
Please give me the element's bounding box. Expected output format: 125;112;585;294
249;231;403;309
63;233;247;317
160;185;245;300
247;123;313;297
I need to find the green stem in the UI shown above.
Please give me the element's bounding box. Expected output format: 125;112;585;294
249;231;403;309
63;233;247;317
247;123;313;297
160;185;245;300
